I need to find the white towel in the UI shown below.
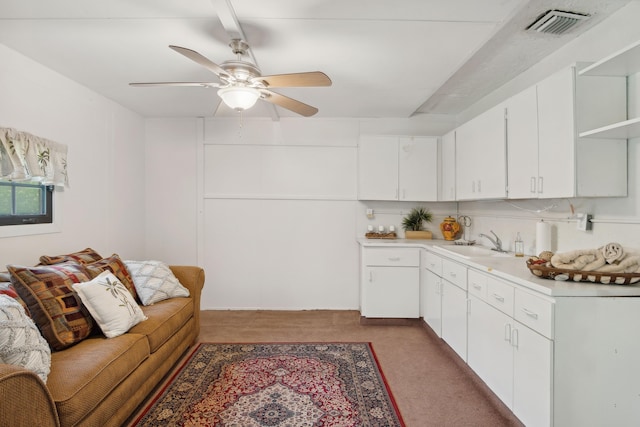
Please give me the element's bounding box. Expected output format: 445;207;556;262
551;249;605;271
601;242;625;264
596;255;640;273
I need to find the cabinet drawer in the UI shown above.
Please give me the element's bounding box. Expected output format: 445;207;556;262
468;269;488;300
442;259;467;290
364;248;420;267
486;277;514;317
514;289;554;339
424;251;443;275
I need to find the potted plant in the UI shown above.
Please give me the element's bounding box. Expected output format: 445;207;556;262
402;207;433;239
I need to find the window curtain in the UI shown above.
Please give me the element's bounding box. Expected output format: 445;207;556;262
0;127;68;187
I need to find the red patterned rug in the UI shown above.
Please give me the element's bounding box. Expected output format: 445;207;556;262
131;343;405;426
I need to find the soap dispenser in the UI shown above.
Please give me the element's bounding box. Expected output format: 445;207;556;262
514;232;524;257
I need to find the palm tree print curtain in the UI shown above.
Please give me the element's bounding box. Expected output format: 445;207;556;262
0;127;68;187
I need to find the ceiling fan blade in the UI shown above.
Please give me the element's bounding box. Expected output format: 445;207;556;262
129;82;221;88
260;89;319;117
169;45;232;81
255;72;332;88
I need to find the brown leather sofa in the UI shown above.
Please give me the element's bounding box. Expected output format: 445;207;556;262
0;265;204;427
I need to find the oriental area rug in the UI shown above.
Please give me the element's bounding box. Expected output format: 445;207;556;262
131;342;405;427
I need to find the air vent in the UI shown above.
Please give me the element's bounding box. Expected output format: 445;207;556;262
527;10;590;35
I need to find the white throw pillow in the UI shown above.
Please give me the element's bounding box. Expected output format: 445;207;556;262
0;294;51;383
124;260;190;306
72;271;147;338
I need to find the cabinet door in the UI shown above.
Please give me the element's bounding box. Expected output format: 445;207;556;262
512;324;552;427
454;120;476;200
506;86;540;199
398;137;438;201
440;130;456;201
422;269;442;337
536;67;576;198
456;105;507;200
362;266;419;318
441;279;468;361
468;295;514;408
357;136;398;200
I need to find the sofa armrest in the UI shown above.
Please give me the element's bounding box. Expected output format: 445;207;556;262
169;265;205;338
0;364;59;427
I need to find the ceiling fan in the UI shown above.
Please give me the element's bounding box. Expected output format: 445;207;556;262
130;39;331;117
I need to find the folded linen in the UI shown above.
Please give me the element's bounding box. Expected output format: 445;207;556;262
550;249;606;271
596;255;640;273
601;242;625;264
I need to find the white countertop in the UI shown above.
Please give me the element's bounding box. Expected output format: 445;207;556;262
358;238;640;297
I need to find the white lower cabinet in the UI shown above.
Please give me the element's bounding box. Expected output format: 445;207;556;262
437;257;468;361
468;294;514;406
361;247;420;318
441;279;468;361
421;250;443;336
512;319;552;427
422;269;442;336
468;290;552;427
366;243;640;427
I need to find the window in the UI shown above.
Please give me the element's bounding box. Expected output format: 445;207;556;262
0;182;53;226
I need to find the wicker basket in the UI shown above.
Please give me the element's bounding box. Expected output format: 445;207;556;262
365;232;397;240
526;259;640;285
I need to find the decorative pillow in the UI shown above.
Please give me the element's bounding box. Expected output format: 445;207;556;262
0;282;31;317
8;263;94;351
0;295;51;383
72;271;147;338
85;254;139;302
39;247;103;265
124;260;190;306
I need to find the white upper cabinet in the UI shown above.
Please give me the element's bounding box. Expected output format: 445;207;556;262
358;135;438;201
505;86;540;199
398;137;439;201
506;64;627;200
440;130;456;201
455;104;507;200
537;66;627;198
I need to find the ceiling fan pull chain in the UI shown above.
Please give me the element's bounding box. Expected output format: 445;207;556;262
237;110;244;138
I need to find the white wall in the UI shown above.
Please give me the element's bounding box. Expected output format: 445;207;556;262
144;119;200;265
0;44;146;266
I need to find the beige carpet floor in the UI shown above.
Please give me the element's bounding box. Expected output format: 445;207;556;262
196;310;525;427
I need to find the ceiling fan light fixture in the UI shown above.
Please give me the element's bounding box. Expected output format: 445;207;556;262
217;86;260;111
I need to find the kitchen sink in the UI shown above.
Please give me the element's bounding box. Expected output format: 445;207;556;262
435;245;512;259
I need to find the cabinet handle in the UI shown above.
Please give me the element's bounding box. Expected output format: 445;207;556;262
478;180;482;193
538;177;543;194
522;308;539;319
504;323;512;342
472;283;482;290
530;176;536;193
449;272;456;278
491;293;505;303
388;257;401;261
511;328;519;348
369;271;373;282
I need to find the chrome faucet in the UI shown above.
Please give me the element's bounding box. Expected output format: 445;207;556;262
479;230;505;252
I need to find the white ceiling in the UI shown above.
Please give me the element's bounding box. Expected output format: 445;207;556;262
0;0;632;119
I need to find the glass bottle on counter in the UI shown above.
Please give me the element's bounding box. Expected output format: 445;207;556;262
514;232;524;257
